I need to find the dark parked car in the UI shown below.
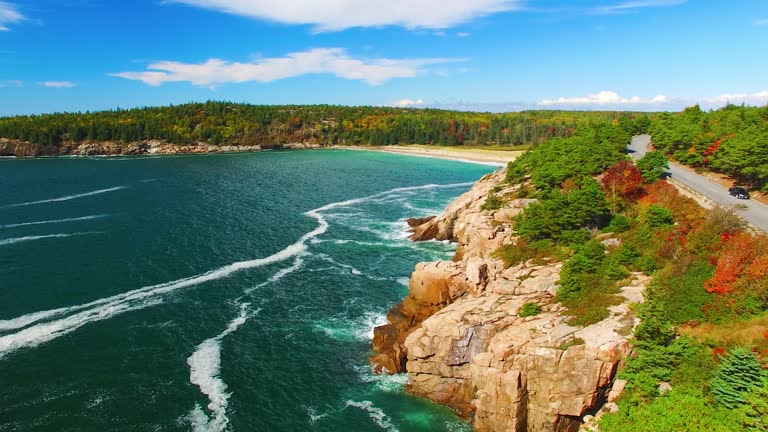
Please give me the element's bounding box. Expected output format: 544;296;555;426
729;186;750;200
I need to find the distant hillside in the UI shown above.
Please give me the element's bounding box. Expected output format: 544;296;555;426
0;101;650;148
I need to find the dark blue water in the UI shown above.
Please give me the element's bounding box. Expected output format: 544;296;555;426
0;150;494;432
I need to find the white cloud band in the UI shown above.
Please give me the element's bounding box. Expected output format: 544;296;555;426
168;0;522;31
110;48;465;86
539;91;668;106
539;90;768;110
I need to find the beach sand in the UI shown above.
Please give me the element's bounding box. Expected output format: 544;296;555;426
343;145;524;166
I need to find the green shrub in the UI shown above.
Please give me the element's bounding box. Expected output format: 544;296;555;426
605;214;631;233
601;256;630;281
615;243;642;266
647;205;674;227
710;347;768;409
481;192;503;211
492;239;569;268
515;177;610;241
519;302;542;317
653;259;715;324
638;255;658;274
742;385;768;432
558;229;592;247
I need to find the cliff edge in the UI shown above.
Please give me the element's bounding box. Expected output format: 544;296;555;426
372;168;647;432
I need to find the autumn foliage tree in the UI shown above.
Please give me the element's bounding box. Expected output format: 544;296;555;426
705;232;768;296
601;160;644;212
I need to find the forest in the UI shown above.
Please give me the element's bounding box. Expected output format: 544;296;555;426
0;101;648;149
649;104;768;191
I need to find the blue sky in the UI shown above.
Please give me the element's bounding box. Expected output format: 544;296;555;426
0;0;766;115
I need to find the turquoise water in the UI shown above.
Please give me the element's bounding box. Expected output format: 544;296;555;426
0;150;494;432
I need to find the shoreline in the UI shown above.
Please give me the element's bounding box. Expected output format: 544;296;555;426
340;145;522;167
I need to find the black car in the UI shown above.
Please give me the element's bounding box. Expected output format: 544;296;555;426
729;186;750;200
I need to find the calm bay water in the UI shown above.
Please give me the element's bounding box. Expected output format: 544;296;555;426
0;150;494;432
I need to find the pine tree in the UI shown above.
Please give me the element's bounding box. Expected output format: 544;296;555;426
710;347;767;409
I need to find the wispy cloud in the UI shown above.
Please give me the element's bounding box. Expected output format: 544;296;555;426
391;98;426;107
111;48;466;87
592;0;686;14
755;19;768;26
0;2;25;31
538;90;768;110
39;81;77;88
167;0;524;31
539;91;668;106
0;79;22;87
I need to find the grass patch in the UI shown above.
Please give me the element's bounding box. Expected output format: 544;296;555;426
519;302;542;317
682;313;768;347
492;239;570;268
557;337;585;350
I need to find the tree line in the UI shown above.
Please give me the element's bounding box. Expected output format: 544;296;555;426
0;101;649;149
648;104;768;191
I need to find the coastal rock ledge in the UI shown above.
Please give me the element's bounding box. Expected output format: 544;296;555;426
371;168;648;432
0;138;323;157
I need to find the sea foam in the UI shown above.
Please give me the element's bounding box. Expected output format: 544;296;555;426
0;232;102;247
345;400;399;431
186;303;252;432
0;182;473;359
1;186;126;208
1;214;108;229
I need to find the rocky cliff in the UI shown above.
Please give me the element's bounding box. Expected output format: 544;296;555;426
372;168;646;432
0;138;323;157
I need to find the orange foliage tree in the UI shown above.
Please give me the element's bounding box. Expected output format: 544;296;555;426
705;232;768;295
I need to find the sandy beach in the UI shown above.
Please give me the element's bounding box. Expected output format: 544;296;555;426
342;145;524;166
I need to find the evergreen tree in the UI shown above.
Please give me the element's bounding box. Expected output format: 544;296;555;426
710;347;767;409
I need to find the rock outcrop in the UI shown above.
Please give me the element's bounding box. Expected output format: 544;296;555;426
372;167;647;432
0;137;323;157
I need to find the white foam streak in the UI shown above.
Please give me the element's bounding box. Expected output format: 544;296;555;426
0;232;102;247
0;181;473;359
186;303;252;432
1;186;126;208
1;215;108;229
345;400;399;432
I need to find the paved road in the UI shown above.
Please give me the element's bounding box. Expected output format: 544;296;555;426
628;134;768;233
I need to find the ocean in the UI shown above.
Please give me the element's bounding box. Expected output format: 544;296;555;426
0;149;494;432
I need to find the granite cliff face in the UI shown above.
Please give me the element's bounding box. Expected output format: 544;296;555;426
0;138;322;157
372;168;646;432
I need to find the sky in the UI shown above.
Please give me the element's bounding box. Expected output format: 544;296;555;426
0;0;767;115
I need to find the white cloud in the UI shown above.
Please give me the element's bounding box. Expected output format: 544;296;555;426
755;19;768;26
593;0;685;14
700;91;768;107
457;32;471;37
0;2;24;31
392;98;426;107
40;81;77;88
168;0;523;31
538;90;768;110
539;91;668;106
111;48;465;87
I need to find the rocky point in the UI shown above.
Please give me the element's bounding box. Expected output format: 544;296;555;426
371;168;648;432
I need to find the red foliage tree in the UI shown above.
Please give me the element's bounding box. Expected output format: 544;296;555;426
601;160;644;199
